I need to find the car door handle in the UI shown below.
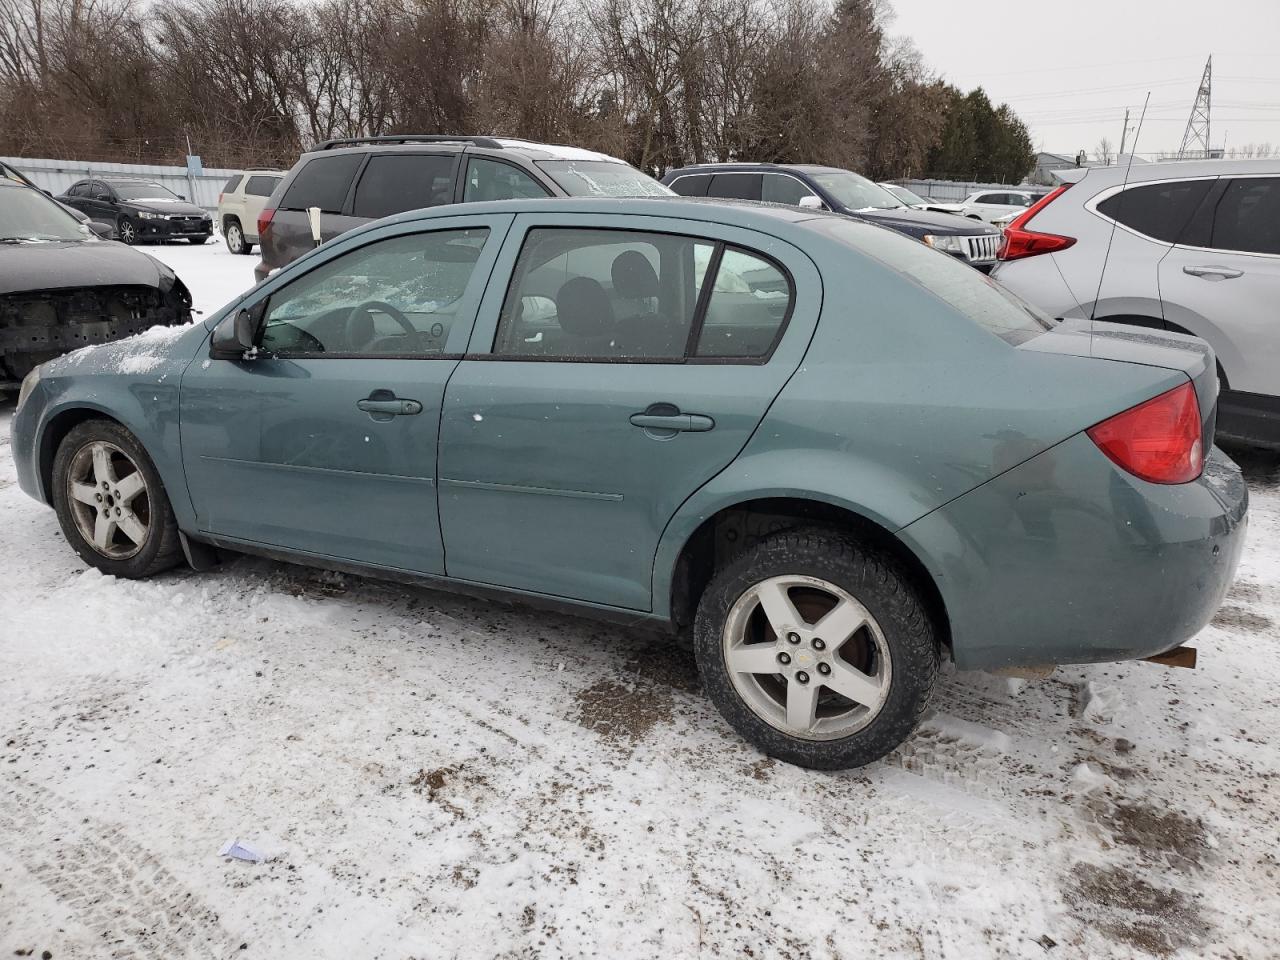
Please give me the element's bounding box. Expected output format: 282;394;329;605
629;412;715;432
1183;265;1244;280
357;396;422;417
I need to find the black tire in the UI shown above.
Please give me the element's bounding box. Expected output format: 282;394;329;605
224;219;253;255
51;419;183;579
693;526;939;770
116;216;138;245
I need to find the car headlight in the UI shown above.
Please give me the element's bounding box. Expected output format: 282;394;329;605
16;365;41;411
923;234;967;254
138;211;162;220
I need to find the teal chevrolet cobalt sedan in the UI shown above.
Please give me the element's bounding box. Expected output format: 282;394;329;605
10;198;1248;769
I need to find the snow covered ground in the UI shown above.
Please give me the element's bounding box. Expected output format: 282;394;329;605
2;244;1279;959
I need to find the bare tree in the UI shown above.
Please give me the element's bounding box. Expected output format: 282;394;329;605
1094;136;1114;165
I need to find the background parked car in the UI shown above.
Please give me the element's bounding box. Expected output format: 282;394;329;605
10;197;1245;770
878;182;965;215
255;135;672;281
665;163;1003;271
57;178;212;246
0;178;191;385
956;189;1039;223
992;158;1280;449
217;169;285;255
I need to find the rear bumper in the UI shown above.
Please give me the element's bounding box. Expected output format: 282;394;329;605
901;435;1248;670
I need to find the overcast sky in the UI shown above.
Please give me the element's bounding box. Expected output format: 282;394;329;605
888;0;1280;158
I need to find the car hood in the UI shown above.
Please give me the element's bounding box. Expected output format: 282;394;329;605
848;206;1000;235
123;198;208;217
0;241;171;295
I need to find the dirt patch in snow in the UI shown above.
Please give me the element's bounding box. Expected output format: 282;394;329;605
1211;604;1274;633
1067;862;1208;956
1096;802;1208;868
571;677;675;744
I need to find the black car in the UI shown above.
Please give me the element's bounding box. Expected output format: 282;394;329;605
58;178;213;246
255;135;673;281
0;179;192;386
662;163;1003;271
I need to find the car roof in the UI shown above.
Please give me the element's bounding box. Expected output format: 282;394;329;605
303;136;630;166
1073;157;1280;187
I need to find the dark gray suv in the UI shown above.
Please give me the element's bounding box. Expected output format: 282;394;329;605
255;136;673;281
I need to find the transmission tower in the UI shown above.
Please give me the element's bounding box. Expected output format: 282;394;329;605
1178;56;1212;159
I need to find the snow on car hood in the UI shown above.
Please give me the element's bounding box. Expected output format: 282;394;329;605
45;318;204;377
0;241;169;296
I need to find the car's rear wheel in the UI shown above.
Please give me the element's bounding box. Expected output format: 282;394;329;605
224;220;252;255
693;527;939;770
52;420;183;579
116;217;137;245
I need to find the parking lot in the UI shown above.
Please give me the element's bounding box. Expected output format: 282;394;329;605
1;242;1278;959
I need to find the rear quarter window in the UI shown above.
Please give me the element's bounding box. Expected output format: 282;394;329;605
281;154;364;213
222;174;243;193
814;218;1052;346
1096;179;1213;244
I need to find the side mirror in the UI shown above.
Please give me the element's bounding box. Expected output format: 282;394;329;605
178;194;187;201
88;222;114;240
94;193;110;201
798;195;825;210
210;307;260;359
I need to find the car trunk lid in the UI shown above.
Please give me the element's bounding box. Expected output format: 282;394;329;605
1019;317;1218;448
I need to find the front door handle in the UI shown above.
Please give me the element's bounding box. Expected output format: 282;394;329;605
1183;265;1244;280
629;411;715;433
358;392;422;421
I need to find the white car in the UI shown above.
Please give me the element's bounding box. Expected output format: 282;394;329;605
877;183;965;216
216;170;285;255
956;189;1038;223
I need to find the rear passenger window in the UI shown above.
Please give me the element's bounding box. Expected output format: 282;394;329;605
495;228;708;360
1210;178;1280;255
708;174;761;201
353;154;456;219
222;175;243;193
245;175;280;197
281;154;363;213
462;158;550;202
695;248;792;358
1096;180;1213;243
670;175;711;197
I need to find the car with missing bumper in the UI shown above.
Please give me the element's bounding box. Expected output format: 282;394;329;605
0;178;192;387
10;198;1246;769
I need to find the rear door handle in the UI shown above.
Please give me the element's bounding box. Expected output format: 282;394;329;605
629;412;715;432
1183;265;1243;280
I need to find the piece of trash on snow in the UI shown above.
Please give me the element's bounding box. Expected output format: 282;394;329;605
219;839;265;862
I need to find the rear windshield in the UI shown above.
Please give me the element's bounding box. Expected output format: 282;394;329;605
537;160;673;198
813;218;1053;345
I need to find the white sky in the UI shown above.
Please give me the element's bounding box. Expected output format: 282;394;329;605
887;0;1280;158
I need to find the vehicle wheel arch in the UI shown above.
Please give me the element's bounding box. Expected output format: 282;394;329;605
665;495;952;660
38;407;130;503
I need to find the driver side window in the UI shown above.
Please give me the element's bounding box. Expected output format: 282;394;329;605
260;228;490;357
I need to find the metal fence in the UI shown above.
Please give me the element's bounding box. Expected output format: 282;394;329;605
891;178;1050;203
2;156;243;213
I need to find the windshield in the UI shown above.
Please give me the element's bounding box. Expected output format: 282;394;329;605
110;181;180;201
0;185;92;242
811;171;904;211
887;185;928;206
813;218;1052;346
537;160;673;198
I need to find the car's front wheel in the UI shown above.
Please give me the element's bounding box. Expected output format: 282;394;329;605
52;420;183;579
694;527;939;770
116;216;137;245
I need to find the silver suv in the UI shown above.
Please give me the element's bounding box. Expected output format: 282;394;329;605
993;159;1280;448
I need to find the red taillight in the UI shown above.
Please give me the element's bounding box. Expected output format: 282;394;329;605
998;185;1074;261
218;192;224;204
1087;381;1204;484
257;207;275;238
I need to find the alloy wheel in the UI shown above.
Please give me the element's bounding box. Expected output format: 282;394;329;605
226;223;243;253
66;440;151;559
721;574;891;740
118;219;136;244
